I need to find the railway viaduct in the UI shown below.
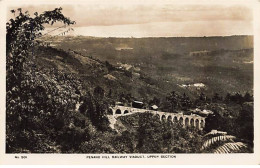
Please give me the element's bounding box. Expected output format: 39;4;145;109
109;105;206;130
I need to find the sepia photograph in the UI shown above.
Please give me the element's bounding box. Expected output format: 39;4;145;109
1;0;260;165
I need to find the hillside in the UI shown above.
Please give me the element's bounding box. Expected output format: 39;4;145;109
38;35;253;100
15;44;250;153
8;39;254;153
32;46;167;102
6;7;253;154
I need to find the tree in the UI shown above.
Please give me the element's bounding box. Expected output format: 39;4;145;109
108;89;112;98
6;7;75;90
136;113;164;153
166;91;180;112
199;92;206;101
149;96;160;106
79;89;110;132
230;92;244;104
6;8;75;153
244;92;253;102
180;93;192;110
235;102;253;147
105;61;115;72
201;130;250;153
79;132;116;153
212;92;222;103
94;86;105;98
58;112;95;152
136;112;202;153
119;92;126;103
204;112;224;133
224;93;231;103
112;131;136;153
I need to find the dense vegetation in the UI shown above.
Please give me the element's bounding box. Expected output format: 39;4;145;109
6;8;253;153
50;35;253;98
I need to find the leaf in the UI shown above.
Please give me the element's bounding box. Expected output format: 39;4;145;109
201;135;236;150
204;130;227;137
213;142;247;154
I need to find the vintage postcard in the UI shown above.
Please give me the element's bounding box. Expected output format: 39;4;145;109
0;0;260;165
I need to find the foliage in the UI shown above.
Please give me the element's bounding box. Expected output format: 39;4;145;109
204;99;253;147
214;142;247;154
111;131;136;153
201;130;250;153
235;102;254;146
6;59;84;152
201;135;236;151
148;96;161;106
180;93;192;110
165;91;180;112
57;111;96;152
6;8;75;91
79;87;111;132
136;112;203;153
79;132;117;153
6;8;77;153
6;8;254;154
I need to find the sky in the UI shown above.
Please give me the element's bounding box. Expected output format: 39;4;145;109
7;3;254;37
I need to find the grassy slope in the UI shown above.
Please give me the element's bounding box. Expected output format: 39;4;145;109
32;46;165;101
114;113;141;134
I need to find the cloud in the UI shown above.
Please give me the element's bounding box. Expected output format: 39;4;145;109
7;3;253;37
8;4;253;27
66;4;253;27
56;20;252;37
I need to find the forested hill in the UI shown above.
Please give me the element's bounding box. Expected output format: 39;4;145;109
31;45;168;101
6;8;253;154
51;35;253;62
40;35;254;98
6;44;253;153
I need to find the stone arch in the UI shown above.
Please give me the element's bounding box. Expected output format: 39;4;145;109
155;114;161;120
162;115;166;122
173;116;178;123
200;120;204;129
115;109;121;114
185;117;189;127
124;110;129;114
167;115;172;123
108;108;113;115
179;117;183;125
190;118;194;127
195;119;200;128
